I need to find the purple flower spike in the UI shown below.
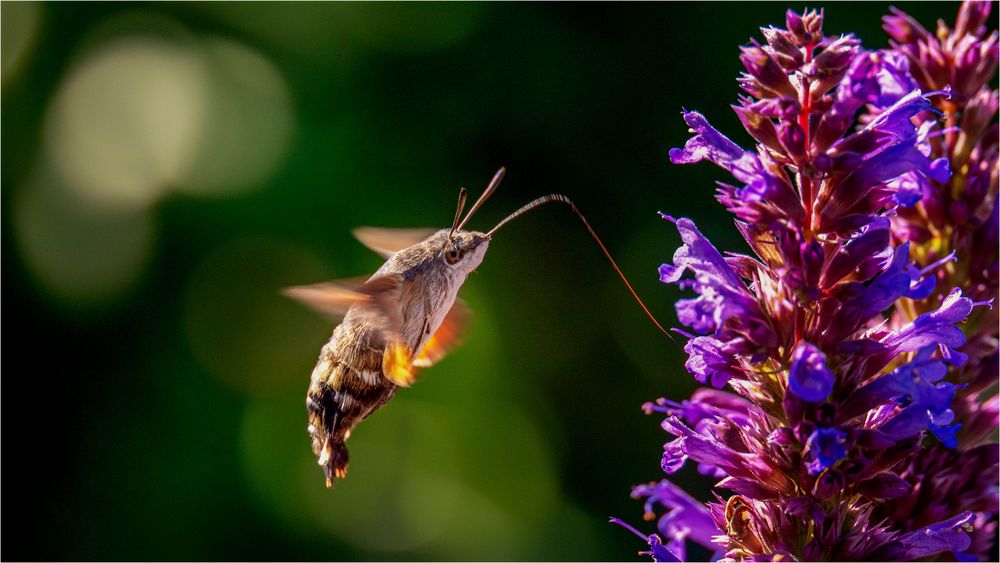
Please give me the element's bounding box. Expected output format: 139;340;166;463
625;4;997;561
788;342;834;402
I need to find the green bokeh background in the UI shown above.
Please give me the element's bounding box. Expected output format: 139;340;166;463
2;2;951;560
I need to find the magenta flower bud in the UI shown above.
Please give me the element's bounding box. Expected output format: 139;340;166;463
807;35;860;95
776;120;807;164
740;42;798;98
955;0;992;38
759;26;803;71
785;8;823;46
732;100;782;153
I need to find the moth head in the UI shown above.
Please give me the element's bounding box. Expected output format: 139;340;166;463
434;167;504;274
441;229;490;273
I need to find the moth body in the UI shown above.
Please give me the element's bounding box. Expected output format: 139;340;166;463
296;228;489;486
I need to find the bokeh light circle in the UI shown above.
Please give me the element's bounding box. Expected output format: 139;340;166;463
45;36;208;210
13;165;156;306
176;36;294;196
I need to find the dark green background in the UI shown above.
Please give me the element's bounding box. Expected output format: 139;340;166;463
2;2;952;560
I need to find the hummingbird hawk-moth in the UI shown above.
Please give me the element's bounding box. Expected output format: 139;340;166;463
285;168;668;487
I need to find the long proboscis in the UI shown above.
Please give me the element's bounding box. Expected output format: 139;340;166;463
487;194;673;341
458;167;506;231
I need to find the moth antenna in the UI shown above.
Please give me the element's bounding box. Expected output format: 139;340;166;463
450;187;468;236
488;194;674;342
458;167;505;230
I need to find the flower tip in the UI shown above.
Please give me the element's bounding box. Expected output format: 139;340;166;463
678;109;711;130
658;212;678;223
667;147;689;164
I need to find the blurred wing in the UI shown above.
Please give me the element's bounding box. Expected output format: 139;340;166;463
352;227;437;258
282;277;372;319
288;272;416;388
364;273;405;334
413;299;470;368
283;273;404;331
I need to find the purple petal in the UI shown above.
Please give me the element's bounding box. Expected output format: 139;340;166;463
820;216;892;286
862;88;934;141
788;342;835;402
631;480;720;552
684;336;741;388
805;427;848;474
884;288;978;352
875;52;919;105
661;439;688;474
897;512;975;560
669;111;746;167
847;346;960;445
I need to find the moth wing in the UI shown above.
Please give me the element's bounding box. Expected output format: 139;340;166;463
282;276;373;319
352;226;437;258
288;271;417;387
413;299;470;368
351;272;422;388
283;273;405;330
363;272;405;334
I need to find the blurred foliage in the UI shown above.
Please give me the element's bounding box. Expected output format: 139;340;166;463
2;2;950;560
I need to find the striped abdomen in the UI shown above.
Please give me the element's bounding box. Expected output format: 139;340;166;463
306;315;397;487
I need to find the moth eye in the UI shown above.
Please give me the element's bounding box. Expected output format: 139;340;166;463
444;247;463;265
